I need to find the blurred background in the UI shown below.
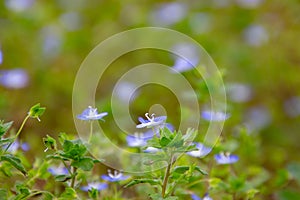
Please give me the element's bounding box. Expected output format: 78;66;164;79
1;0;300;199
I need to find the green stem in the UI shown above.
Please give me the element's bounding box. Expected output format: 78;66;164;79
162;155;173;198
88;121;93;143
4;115;30;153
71;167;77;188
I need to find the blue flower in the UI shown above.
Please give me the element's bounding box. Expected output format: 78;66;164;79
214;152;239;164
101;170;130;182
201;110;230;121
191;193;213;200
136;113;166;129
186;143;212;158
126;133;150;147
77;106;108;121
80;182;108;192
0;69;29;89
48;166;69;176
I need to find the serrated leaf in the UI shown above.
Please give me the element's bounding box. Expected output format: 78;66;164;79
0;121;13;138
72;157;94;171
0;155;27;176
124;179;161;188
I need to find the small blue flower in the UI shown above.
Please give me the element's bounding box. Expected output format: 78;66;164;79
101;170;130;182
136;113;166;129
0;69;29;89
191;193;213;200
77;106;108;121
201;110;230;121
214;152;239;164
48;166;69;176
186;143;212;158
126;133;150;147
80;182;108;192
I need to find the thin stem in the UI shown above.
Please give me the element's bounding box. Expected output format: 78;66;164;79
162;155;173;198
62;160;72;175
4;115;30;153
88;121;93;143
71;167;77;188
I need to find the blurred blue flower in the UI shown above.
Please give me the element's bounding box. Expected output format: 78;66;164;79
201;110;230;121
143;123;174;138
171;43;199;73
191;193;213;200
149;2;187;26
236;0;263;8
81;182;108;192
243;24;268;47
126;133;150;147
0;69;29;89
214;152;239;164
186;143;212;158
48;166;69;176
101;170;130;182
227;83;252;103
5;0;34;12
77;106;108;121
136;113;166;129
0;49;3;64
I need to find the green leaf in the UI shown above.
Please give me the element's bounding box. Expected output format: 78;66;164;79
72;157;94;171
0;138;13;146
147;137;162;149
124;179;161;188
0;121;13;138
0;154;27;176
60;139;87;160
173;166;190;174
58;187;78;200
0;120;13;138
43;135;57;152
55;174;71;182
16;184;30;196
194;166;208;175
28;103;46;121
160;137;171;147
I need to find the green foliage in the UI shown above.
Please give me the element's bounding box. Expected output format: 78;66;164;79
28;103;46;121
0;121;13;138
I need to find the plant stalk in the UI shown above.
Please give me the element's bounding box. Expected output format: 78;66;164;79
162;155;173;197
71;167;77;188
4;115;30;153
